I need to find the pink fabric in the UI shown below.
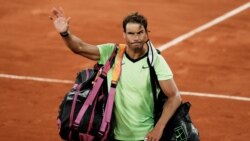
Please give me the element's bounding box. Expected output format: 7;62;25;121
74;78;104;127
70;84;82;128
87;95;98;133
68;70;90;140
79;133;94;141
99;87;116;132
72;47;119;140
57;118;61;131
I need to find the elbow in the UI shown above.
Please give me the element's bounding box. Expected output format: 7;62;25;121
169;91;182;106
175;91;182;105
177;94;182;106
176;91;182;100
71;48;81;54
70;46;83;55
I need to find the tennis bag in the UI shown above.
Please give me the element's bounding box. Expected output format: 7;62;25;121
57;67;103;141
147;40;200;141
57;45;125;141
154;94;200;141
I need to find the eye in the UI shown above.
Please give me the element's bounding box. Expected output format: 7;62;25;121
138;30;144;34
127;32;134;35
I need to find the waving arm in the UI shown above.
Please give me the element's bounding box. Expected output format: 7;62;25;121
50;7;100;61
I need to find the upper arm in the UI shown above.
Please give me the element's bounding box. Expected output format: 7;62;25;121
153;54;179;98
158;79;180;98
76;42;100;61
77;43;115;63
97;43;116;65
63;34;100;61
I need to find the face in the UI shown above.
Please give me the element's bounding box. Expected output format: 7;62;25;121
123;23;148;50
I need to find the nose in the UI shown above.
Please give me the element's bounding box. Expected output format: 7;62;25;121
133;34;140;41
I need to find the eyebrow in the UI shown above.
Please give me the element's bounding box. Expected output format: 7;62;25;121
127;30;144;34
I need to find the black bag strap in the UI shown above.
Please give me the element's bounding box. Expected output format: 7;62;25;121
146;40;164;114
147;52;166;124
146;40;191;122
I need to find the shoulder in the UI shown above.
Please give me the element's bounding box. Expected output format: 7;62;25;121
97;43;116;53
154;53;167;65
97;43;117;65
154;53;173;80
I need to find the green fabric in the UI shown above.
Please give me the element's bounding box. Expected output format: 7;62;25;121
97;43;173;140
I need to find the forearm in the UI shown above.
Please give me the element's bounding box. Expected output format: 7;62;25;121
50;8;100;60
155;94;182;130
61;31;85;54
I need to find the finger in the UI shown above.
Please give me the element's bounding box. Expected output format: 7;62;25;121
49;16;53;20
151;137;157;141
57;7;65;17
66;17;71;24
58;7;64;15
51;8;60;17
52;7;64;18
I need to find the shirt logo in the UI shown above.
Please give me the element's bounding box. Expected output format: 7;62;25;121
142;65;149;69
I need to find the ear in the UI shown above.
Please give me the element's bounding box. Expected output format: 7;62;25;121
144;32;148;40
123;32;126;38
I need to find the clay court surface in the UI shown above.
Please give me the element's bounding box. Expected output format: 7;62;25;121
0;0;250;140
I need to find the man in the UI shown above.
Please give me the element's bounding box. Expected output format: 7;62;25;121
50;7;182;141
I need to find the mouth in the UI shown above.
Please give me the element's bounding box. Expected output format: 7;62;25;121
131;42;142;45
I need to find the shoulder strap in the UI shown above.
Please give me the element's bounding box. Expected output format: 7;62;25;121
148;60;160;117
146;40;161;92
73;45;119;128
146;40;160;67
111;44;126;85
146;40;167;124
99;44;126;139
100;46;118;77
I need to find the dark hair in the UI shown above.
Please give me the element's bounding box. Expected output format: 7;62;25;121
122;12;148;32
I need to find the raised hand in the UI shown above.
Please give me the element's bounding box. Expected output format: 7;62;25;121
50;7;71;33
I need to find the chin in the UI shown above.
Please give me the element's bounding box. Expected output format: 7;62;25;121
133;45;144;51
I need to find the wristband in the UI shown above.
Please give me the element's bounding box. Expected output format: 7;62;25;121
60;31;69;37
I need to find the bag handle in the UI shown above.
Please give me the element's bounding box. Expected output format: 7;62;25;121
99;44;126;138
111;44;126;85
73;46;118;128
146;40;167;123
